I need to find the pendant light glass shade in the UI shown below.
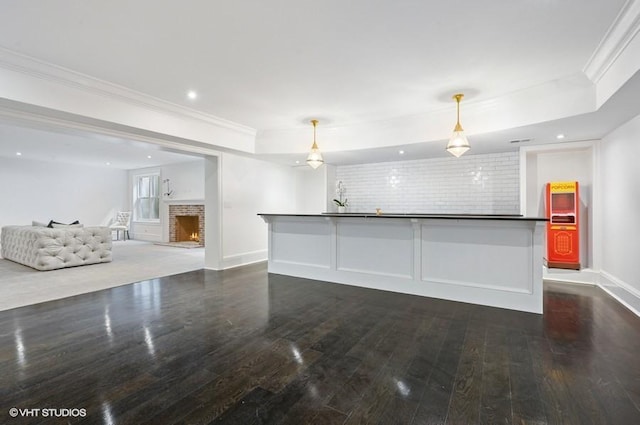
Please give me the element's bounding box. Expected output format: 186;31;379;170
446;94;470;157
446;130;470;158
306;119;324;169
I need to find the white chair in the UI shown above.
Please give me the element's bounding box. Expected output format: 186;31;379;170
110;211;131;241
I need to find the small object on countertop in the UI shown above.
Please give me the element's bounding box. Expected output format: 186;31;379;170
376;208;382;216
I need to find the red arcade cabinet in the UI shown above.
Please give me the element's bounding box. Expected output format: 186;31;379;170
544;181;581;270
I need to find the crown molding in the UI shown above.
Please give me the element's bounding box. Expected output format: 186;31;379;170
583;0;640;83
0;101;225;158
0;47;257;137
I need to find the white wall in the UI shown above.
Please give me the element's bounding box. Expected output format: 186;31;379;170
221;153;297;268
335;152;520;214
128;159;204;242
0;156;128;230
162;160;204;200
599;114;640;312
295;166;329;214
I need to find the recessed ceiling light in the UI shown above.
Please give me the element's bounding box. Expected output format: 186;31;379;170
187;90;198;100
556;134;565;139
106;162;111;166
295;160;300;164
16;152;22;156
399;150;405;155
147;155;152;159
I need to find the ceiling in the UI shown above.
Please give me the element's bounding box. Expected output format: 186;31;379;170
0;0;637;168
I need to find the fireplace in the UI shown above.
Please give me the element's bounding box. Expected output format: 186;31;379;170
169;204;204;246
175;216;200;242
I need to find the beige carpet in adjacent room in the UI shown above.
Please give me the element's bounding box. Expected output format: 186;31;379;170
0;240;204;311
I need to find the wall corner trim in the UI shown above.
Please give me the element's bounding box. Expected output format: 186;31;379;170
598;269;640;317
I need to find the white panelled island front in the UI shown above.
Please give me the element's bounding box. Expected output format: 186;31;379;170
259;213;547;314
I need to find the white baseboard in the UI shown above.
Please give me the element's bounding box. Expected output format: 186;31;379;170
544;267;640;317
130;233;162;242
221;249;267;270
543;267;599;285
598;270;640;317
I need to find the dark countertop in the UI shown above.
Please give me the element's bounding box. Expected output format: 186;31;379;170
258;213;548;221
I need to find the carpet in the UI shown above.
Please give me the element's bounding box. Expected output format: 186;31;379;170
0;240;204;311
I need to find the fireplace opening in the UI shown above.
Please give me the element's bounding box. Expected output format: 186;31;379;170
175;216;200;243
169;204;205;246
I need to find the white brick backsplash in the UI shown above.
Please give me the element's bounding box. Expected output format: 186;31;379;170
335;152;520;214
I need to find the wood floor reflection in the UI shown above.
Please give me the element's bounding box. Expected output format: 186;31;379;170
1;263;639;424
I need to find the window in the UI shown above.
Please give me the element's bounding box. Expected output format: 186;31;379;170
134;173;160;221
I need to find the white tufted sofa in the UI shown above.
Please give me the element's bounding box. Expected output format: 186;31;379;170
1;225;112;271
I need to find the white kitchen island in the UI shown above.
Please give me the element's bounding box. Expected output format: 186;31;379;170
259;213;547;314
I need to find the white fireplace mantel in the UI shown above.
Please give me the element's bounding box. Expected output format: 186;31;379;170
163;198;205;205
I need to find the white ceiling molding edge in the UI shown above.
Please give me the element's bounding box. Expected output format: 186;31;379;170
583;0;640;107
0;47;257;152
255;73;596;155
0;101;224;160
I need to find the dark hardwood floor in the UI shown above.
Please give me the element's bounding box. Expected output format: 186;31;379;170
1;263;639;424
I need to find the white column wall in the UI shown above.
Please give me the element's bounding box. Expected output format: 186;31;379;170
598;113;640;313
219;153;297;269
204;155;221;270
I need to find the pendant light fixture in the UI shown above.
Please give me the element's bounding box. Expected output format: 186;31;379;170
306;119;324;169
446;93;471;157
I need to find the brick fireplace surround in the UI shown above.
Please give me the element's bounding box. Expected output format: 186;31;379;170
168;205;205;246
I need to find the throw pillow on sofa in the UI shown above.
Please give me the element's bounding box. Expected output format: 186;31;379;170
47;220;80;228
